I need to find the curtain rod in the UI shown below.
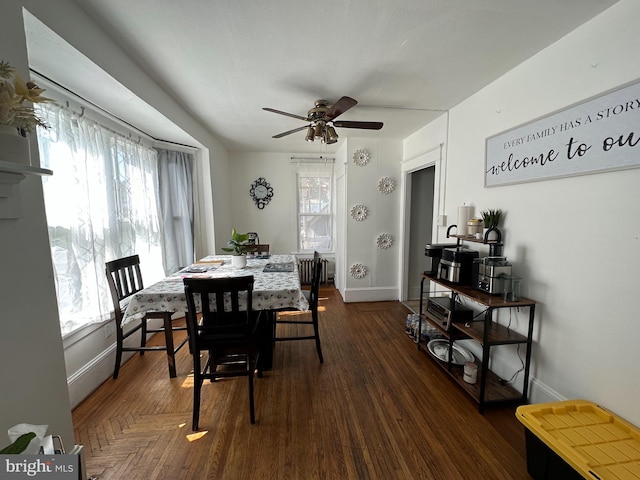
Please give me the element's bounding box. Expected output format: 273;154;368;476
290;156;335;163
31;69;199;152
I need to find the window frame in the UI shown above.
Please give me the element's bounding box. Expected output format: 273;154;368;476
35;88;194;337
291;159;335;254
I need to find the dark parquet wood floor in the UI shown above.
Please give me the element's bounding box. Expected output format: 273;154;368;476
72;286;531;479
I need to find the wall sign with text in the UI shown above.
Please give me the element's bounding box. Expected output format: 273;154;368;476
485;79;640;187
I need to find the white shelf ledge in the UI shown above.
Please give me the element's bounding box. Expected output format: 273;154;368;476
0;161;52;219
0;160;53;177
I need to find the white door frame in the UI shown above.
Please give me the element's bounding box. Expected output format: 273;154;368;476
398;145;443;301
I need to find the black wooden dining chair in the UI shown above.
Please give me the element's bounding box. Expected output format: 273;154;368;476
252;244;270;255
105;255;189;379
183;276;264;430
274;251;324;363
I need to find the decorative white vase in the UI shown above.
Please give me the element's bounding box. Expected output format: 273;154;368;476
231;254;247;268
0;125;31;166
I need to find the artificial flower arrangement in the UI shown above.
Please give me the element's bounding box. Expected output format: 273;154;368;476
0;60;53;136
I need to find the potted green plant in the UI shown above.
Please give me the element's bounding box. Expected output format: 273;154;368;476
221;228;255;268
480;209;503;240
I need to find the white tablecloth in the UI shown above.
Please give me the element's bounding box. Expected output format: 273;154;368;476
121;254;308;325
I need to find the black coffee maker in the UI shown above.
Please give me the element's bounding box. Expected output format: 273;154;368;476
424;243;458;275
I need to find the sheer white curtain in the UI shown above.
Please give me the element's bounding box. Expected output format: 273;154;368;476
36;103;166;335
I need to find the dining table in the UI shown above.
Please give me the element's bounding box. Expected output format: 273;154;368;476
121;254;308;369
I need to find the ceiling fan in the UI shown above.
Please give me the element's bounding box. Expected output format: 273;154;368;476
263;96;383;144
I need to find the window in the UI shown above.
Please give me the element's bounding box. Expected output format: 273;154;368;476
293;160;334;252
36;101;193;336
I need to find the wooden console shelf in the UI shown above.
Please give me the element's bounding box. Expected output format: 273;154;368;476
418;274;536;412
446;226;504;256
448;233;501;246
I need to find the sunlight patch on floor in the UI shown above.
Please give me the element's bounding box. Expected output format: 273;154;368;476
278;305;326;317
181;374;195;388
186;430;208;442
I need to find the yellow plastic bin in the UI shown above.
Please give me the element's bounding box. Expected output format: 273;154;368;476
516;400;640;479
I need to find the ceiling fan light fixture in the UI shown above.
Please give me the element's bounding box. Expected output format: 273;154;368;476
326;125;339;144
264;96;382;143
305;126;314;142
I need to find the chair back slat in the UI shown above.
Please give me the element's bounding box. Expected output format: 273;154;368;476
252;244;270;254
105;255;146;313
229;289;240;313
184;276;255;338
308;252;323;308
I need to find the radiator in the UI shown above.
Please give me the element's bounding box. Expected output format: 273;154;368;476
298;257;329;284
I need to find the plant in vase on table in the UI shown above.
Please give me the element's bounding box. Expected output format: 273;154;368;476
1;60;54;165
221;228;256;268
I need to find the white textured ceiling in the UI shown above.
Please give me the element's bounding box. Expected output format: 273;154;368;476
26;0;618;153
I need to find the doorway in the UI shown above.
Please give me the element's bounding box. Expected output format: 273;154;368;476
404;167;435;311
399;146;442;308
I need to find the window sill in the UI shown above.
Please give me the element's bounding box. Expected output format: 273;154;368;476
62;317;113;350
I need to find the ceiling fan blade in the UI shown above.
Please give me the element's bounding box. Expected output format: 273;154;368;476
272;125;309;138
333;120;383;130
324;96;358;121
263;107;309;122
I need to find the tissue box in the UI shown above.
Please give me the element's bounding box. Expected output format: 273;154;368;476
7;423;48;454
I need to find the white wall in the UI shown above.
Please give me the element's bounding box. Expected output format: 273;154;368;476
405;0;640;426
227;152;298;254
342;138;403;302
0;0;74;448
229;140;403;302
334;144;348;292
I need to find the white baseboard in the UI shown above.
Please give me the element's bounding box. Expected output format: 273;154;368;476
342;286;399;303
452;340;563;406
67;344;140;409
67;345;115;409
528;377;565;405
65;319;167;409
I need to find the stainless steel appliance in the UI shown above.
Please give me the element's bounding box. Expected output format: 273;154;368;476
476;256;511;294
437;247;479;285
424;243;458;276
425;296;474;331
